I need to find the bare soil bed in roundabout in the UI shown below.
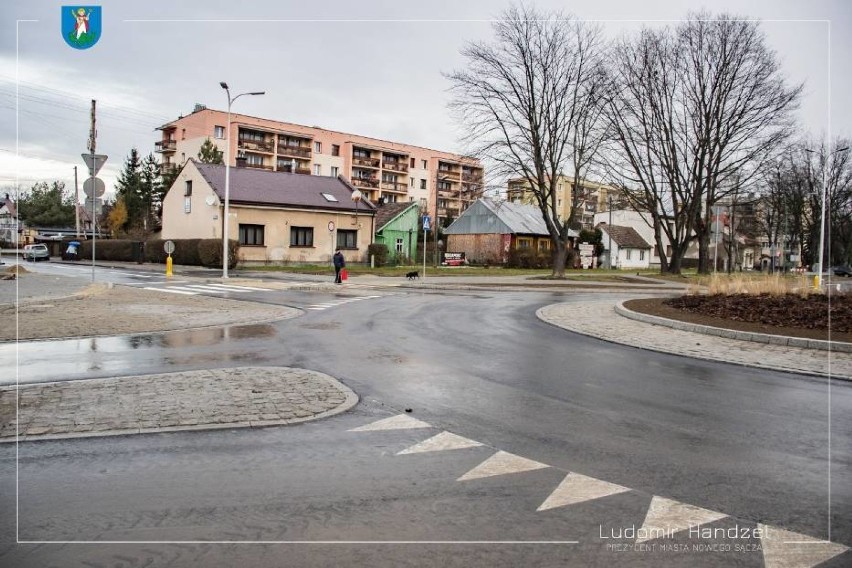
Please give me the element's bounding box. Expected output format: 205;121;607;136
624;293;852;344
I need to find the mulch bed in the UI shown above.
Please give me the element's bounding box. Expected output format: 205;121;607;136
624;294;852;344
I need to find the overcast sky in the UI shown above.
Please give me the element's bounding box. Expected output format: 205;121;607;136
2;0;850;199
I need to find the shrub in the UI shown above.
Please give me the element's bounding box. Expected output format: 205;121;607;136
368;243;389;267
506;248;552;269
198;238;238;269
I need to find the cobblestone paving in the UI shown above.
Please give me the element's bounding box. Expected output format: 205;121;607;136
0;367;358;441
538;300;852;380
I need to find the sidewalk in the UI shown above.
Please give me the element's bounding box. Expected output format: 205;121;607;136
537;300;852;380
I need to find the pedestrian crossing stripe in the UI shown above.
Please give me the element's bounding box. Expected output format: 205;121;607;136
458;450;549;481
396;431;483;455
204;283;271;291
349;414;433;432
537;472;630;511
181;285;236;293
636;496;727;543
758;523;849;568
143;286;197;295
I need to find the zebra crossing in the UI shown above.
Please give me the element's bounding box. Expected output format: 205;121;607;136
305;295;382;310
142;282;273;295
348;414;850;568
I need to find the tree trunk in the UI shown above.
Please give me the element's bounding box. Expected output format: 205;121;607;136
552;241;568;277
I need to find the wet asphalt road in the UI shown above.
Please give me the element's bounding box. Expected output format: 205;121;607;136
1;277;850;567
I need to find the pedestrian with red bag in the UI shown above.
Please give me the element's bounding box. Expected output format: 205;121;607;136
333;249;346;284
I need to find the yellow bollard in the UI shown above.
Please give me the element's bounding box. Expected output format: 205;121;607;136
166;255;173;278
813;274;818;290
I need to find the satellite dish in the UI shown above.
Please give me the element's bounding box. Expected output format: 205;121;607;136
205;195;217;206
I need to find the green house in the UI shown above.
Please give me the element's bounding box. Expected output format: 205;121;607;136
374;201;421;263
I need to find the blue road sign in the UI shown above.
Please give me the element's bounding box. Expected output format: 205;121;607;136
423;215;431;231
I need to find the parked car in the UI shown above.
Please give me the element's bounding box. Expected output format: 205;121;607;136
23;244;50;262
832;265;852;277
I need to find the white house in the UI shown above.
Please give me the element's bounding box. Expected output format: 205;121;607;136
0;194;19;246
598;224;653;269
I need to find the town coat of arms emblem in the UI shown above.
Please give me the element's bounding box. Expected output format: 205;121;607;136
62;6;102;50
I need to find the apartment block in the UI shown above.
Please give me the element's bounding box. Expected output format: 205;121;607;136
506;175;618;230
156;106;484;229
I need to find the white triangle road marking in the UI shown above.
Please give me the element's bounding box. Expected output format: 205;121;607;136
458;450;549;481
397;431;483;455
144;287;197;295
759;523;849;568
349;414;433;432
537;472;630;511
636;496;727;543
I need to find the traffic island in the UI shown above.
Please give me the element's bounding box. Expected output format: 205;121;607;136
0;366;358;442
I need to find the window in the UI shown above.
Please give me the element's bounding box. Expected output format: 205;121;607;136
314;141;322;153
214;125;225;139
517;238;532;249
184;196;191;214
626;249;632;260
420;179;426;190
538;240;550;251
653;245;659;257
184;180;192;196
438;181;452;191
313;164;321;175
410;178;415;188
396;238;404;254
321;193;338;202
246;154;264;166
331;166;339;177
290;227;314;247
382;173;398;183
421;160;427;169
640;250;645;261
410;158;416;168
181;128;186;140
239;224;265;246
331;144;339;156
337;229;357;249
354;148;370;158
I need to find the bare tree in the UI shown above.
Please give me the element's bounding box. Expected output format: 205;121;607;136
604;13;801;274
447;4;608;276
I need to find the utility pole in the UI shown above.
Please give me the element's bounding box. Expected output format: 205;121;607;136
74;166;80;237
89;100;96;283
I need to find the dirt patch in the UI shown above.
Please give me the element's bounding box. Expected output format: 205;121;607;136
624;294;852;344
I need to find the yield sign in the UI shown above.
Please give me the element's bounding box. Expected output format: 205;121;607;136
81;153;108;176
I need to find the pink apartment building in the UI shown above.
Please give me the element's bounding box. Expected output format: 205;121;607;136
156;106;485;228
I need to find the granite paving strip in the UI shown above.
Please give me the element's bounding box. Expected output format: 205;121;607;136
0;366;358;442
537;300;852;380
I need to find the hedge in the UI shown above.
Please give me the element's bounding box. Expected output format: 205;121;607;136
367;243;389;267
76;238;238;268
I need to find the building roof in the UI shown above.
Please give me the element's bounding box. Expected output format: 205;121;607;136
375;201;418;232
191;161;375;213
599;224;651;249
0;194;16;218
445;198;578;237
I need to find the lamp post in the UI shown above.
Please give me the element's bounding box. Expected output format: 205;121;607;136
351;189;362;252
805;145;849;288
220;81;264;279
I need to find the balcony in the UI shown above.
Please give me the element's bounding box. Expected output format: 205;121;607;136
437;190;455;199
277;145;312;159
159;162;177;175
438;167;460;180
382;160;409;173
353;156;380;169
276;163;311;175
238;138;274;153
352;177;379;189
155;140;176;153
381;182;406;193
462;172;483;183
245;162;273;171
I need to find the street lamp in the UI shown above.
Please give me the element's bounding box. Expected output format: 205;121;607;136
220;81;265;279
351;189;362;252
805;145;848;289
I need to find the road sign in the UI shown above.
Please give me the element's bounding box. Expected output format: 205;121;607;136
82;177;105;198
81;153;108;176
84;197;103;215
423;215;431;231
164;240;175;254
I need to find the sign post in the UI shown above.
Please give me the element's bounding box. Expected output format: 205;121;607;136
328;221;336;269
422;215;431;280
164;240;175;278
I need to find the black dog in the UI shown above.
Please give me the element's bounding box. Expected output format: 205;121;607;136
405;270;419;280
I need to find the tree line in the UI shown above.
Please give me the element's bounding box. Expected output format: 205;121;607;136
448;4;848;275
